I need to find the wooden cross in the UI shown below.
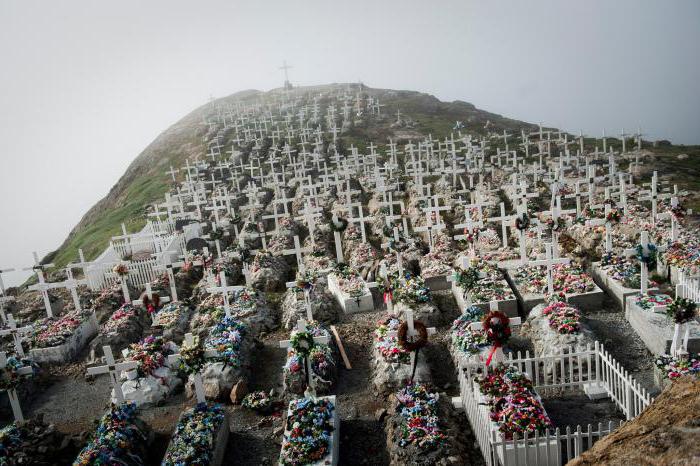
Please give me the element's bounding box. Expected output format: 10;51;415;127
0;268;16;323
295;201;323;245
527;243;571;295
0;352;33;421
0;314;32;357
282;236;312;273
331;214;345;263
468;304;522;365
388;308;436;380
625;231;652;295
206;271;245;317
348;205;373;243
168;333;218;403
278;319;330;397
86;345;138;404
24;252;56;318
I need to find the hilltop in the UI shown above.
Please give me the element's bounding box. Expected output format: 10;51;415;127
43;84;700;272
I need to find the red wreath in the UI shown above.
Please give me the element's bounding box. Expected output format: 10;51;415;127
482;310;511;366
397;321;429;352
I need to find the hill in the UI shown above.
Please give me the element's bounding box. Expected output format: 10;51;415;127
43;84;700;271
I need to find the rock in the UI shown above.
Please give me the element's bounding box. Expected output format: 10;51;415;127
118;368;182;407
230;379;248;404
521;303;596;360
375;408;387;421
280;278;340;329
569;377;700;465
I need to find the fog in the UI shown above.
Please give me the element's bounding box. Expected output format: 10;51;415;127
0;0;698;286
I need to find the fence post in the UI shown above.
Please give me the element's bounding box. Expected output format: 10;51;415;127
625;374;634;420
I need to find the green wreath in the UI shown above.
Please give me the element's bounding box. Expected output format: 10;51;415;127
666;297;697;324
329;217;349;232
290;331;316;358
635;243;658;269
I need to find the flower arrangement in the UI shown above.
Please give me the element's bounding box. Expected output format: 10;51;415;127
475;365;552;440
242;391;273;413
101;304;139;334
73;403;148;465
112;263;129;277
655;354;700;380
182;249;213;272
124;335;170;379
605;209;622;223
153;302;187;329
343;224;363;242
665;297;697;324
374;317;410;364
189;305;225;332
379;272;431;306
662;242;700;276
542;302;581;334
634;293;673;312
279;397;335;466
284;322;336;394
451;307;489;355
599;252;640;287
162;403;226;466
482;311;512;366
0;356;34;391
176;335;206;376
229;287;259;315
32;309;93;348
304;248;335;271
513;264;595;295
204;316;247;367
0;423;22;460
91;284;123;309
292;270;318;294
349;242;377;269
394;383;447;450
251;250;275;273
331;264;367;298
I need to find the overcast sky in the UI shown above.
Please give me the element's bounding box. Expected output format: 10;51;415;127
0;0;698;286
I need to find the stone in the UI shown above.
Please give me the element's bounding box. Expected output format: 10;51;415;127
230;379;248;404
521;303;596;359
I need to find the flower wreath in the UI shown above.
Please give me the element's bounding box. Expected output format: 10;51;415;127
293;270;317;294
290;331;316;358
515;213;530;231
177;337;206;376
112;263;129;277
482;310;512;366
454;267;480;290
329;216;349;232
605;209;622;223
397;321;429;352
666;297;697;324
635;243;658;269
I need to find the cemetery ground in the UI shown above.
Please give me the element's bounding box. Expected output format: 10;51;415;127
0;285;654;465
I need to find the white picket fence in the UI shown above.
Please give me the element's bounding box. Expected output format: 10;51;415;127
678;271;700;302
111;220;179;259
456;341;654;466
86;221;187;291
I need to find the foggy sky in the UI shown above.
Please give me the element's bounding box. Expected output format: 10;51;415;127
0;0;698;286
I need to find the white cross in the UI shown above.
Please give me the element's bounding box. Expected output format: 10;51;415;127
154;255;184;302
282;236;312;273
331;214;345;263
348;205;373;243
295;201;323;245
388;308;436;379
487;202;516;248
47;268;88;311
133;282;171;309
0;314;32;357
24;252;56;318
168;333;218;404
527;243;571;295
625;231;652;295
206;271;245;317
86;345;138;404
0;352;34;421
278;319;330;397
468;306;522;366
0;268;16;323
